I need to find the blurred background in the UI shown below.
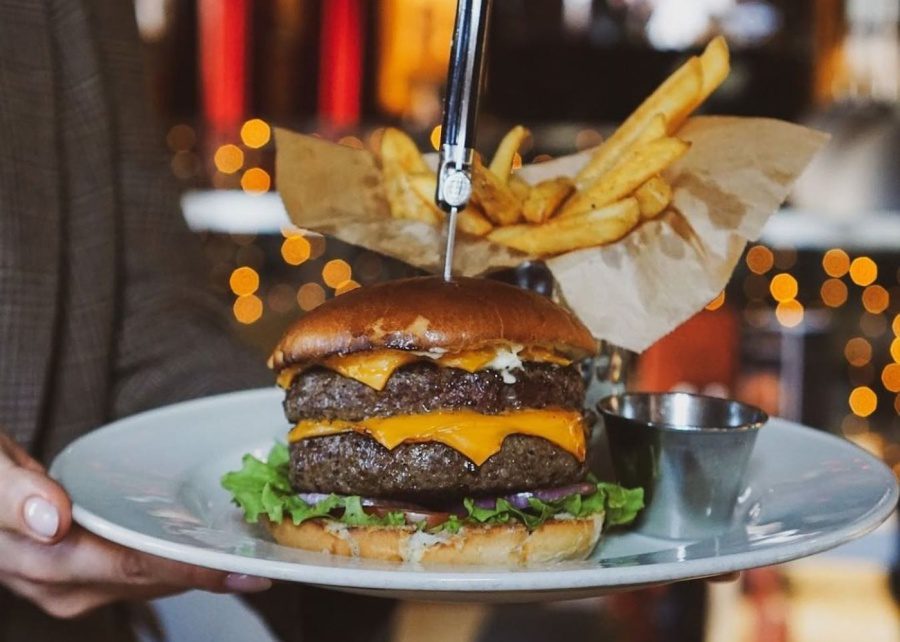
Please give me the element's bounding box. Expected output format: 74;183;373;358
133;0;899;640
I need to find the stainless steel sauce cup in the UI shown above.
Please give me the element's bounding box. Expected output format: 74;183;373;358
598;392;767;540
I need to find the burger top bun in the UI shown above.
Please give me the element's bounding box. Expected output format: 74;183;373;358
269;276;597;370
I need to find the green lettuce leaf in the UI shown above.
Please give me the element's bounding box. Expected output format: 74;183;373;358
221;443;644;533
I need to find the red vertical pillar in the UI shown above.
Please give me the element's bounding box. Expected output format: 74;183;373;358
199;0;250;142
319;0;364;130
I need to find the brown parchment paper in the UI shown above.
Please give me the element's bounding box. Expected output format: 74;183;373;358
275;116;827;352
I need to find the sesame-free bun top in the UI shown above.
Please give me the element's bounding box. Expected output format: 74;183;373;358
270;276;597;370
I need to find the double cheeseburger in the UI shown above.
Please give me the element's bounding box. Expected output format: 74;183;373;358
223;276;642;565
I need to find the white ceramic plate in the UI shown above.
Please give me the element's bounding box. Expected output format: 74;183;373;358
50;388;898;603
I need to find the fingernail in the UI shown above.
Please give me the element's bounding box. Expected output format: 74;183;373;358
23;496;59;539
225;573;272;592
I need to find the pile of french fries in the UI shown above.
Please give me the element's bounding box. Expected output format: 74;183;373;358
378;37;729;257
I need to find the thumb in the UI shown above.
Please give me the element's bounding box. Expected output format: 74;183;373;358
0;441;72;543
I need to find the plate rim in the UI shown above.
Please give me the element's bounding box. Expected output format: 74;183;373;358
54;388;900;592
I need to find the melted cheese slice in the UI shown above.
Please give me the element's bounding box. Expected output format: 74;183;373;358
287;408;585;466
277;347;574;391
322;350;418;391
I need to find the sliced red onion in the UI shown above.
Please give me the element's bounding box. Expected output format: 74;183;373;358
472;482;598;510
297;492;428;512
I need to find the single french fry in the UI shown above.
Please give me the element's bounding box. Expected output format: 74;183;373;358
576;113;666;187
575;57;702;186
634;175;672;220
508;174;532;203
522;177;576;223
458;206;494;236
384;168;442;225
472;156;522;225
489;126;530;182
698;36;730;109
488;199;640;256
380;127;430;174
560;137;689;219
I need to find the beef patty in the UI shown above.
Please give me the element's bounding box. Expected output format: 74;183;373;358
288;432;589;502
284;361;589;500
283;361;584;422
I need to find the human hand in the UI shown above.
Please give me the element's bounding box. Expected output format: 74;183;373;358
0;432;270;618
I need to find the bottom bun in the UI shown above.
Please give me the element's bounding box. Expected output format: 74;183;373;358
265;515;604;566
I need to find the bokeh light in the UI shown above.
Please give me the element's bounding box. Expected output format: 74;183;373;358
775;299;803;328
166;124;196;151
894;314;900;336
844;337;872;367
849;257;877;286
322;259;352;288
214;144;244;174
882;364;900;393
575;129;603;150
297;283;326;311
773;248;797;270
849;386;878;417
267;283;297;314
335;280;361;296
861;285;889;314
769;273;798;302
820;278;848;307
240;168;271;194
705;291;726;311
228;267;259;296
233;294;263;324
860;312;888;338
891;338;900;363
170;151;200;180
746;245;774;275
430;125;442;151
281;235;311;265
822;249;850;277
240;118;271;149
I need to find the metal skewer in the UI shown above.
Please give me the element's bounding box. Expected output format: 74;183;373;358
436;0;491;281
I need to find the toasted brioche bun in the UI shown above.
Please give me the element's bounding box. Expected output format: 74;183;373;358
270;276;597;370
266;515;604;566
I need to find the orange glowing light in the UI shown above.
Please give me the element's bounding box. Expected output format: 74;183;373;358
322;259;352;288
335;279;361;295
820;278;848;307
883;364;900;393
281;235;311;265
575;129;603;150
893;314;900;336
228;266;259;296
166;124;196;152
746;246;774;275
240;118;271;148
297;283;326;311
240;168;271;194
770;273;798;302
705;291;726;311
844;337;872;367
214;144;244;174
891;338;900;363
849;257;877;286
430;125;442;151
822;249;850;277
775;299;803;328
862;285;889;314
233;294;263;324
849;386;878;417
